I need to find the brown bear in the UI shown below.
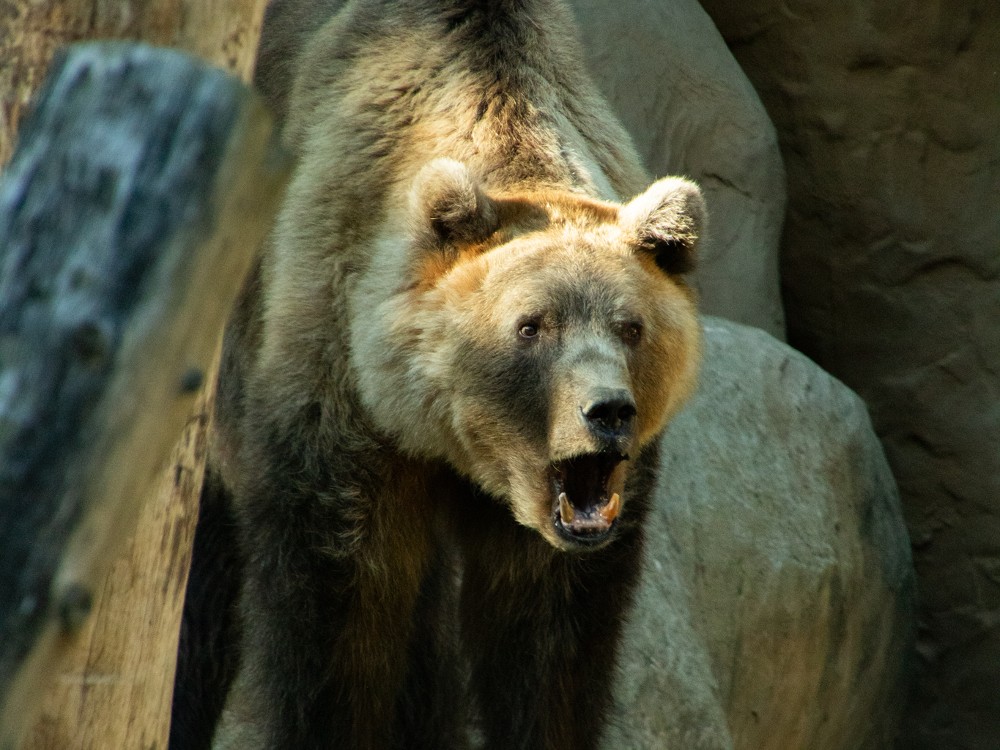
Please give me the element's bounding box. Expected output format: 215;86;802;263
171;1;706;748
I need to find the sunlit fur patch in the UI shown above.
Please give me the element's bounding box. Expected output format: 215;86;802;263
500;189;620;227
408;189;627;291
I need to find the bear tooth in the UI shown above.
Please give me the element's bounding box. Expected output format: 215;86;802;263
599;493;621;524
558;492;575;524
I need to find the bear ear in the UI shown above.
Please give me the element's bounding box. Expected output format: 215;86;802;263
619;177;706;276
410;158;499;246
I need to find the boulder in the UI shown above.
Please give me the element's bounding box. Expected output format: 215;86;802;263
607;317;914;749
570;0;787;339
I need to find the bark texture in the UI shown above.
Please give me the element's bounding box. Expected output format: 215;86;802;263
0;0;267;166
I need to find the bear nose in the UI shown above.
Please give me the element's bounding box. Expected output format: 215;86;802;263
582;390;637;438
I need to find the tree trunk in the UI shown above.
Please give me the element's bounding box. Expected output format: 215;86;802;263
26;375;217;749
0;0;268;167
0;42;285;748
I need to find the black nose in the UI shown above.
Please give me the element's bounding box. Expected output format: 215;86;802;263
582;391;637;437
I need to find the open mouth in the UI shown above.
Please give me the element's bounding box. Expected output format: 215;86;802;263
549;451;627;547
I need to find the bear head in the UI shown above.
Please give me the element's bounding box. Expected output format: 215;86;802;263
351;158;704;551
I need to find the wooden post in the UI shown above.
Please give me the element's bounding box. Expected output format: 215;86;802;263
27;376;218;749
0;42;287;748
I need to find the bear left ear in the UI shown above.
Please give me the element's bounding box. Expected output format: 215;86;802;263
619;177;706;276
410;158;499;246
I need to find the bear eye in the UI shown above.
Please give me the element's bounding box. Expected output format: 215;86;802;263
618;321;643;346
518;321;541;340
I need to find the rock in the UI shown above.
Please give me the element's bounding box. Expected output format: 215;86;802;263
607;317;914;749
569;0;787;339
695;2;1000;746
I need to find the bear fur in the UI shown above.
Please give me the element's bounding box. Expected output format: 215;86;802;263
172;1;706;748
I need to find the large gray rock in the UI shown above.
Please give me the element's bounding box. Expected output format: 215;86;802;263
570;0;787;339
696;3;1000;746
607;318;914;749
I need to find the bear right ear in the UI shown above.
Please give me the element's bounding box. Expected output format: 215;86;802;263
619;177;706;276
410;158;499;246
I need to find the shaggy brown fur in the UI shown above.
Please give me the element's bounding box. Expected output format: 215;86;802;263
172;1;706;748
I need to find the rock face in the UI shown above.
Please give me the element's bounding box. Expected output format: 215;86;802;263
569;0;787;339
607;318;914;750
695;2;1000;746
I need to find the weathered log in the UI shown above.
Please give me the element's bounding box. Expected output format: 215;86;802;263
27;373;216;749
0;42;287;747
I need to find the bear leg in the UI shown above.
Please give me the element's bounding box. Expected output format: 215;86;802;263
232;437;440;749
392;544;470;750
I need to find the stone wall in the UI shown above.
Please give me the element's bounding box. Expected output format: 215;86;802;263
694;2;1000;747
